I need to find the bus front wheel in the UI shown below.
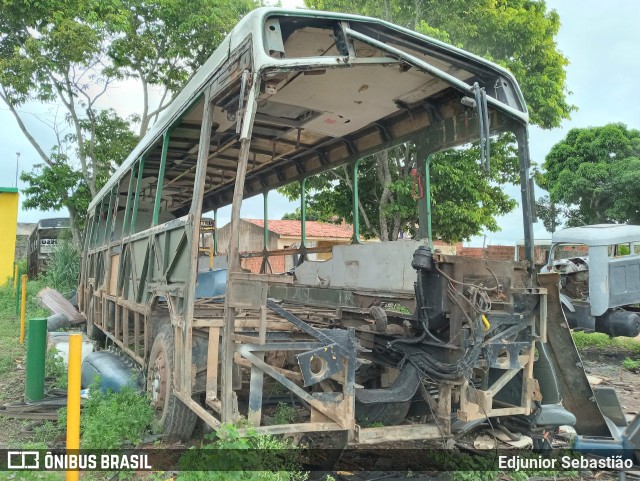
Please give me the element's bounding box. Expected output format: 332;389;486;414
147;325;197;441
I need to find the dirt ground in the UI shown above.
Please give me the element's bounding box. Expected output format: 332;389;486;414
580;348;640;417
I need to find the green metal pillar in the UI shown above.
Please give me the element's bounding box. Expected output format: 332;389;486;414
103;186;115;245
130;157;145;234
425;154;434;249
352;159;361;244
213;209;218;254
263;191;269;250
122;163;137;237
153;132;171;226
25;318;47;401
300;178;307;248
417;148;434;248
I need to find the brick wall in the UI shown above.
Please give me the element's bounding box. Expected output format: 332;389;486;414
460;245;515;261
241;255;286;274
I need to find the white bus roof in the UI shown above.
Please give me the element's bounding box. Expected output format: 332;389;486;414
90;7;529;211
552;224;640;246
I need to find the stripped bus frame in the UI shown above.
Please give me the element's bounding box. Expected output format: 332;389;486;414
79;8;610;445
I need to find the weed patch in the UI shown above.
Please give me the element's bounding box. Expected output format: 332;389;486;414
45;347;68;389
623;357;640;372
177;423;308;481
42;238;80;294
273;402;297;425
572;331;640;353
81;382;154;449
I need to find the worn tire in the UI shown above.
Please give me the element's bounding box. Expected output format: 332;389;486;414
147;325;197;441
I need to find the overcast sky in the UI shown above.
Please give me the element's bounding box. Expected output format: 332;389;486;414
1;0;639;246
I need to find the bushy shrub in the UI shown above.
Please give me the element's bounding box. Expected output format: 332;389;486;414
43;239;80;293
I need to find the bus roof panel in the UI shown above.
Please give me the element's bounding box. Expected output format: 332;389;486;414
90;7;529;212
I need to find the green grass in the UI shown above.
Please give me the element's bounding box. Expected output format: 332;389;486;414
273;402;297;425
623;357;640;371
176;423;308;481
80;381;154;449
0;277;49;397
572;331;640;353
45;346;68;389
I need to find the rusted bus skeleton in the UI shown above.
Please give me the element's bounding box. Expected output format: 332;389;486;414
78;7;608;445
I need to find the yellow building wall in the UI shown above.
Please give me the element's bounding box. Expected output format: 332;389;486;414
0;188;19;284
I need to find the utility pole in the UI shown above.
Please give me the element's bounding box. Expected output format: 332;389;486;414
15;152;20;188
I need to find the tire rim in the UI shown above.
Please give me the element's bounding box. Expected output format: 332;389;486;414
149;350;168;413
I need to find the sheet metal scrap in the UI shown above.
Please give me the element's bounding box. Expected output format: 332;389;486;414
0;397;67;420
38;287;85;324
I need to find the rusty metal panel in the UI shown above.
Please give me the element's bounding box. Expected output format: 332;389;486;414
537;272;611;437
226;278;267;309
37;287;85;323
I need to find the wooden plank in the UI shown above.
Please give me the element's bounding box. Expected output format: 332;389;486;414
355;425;442;445
114;304;121;341
175;392;221;429
437;383;452;435
134;311;140;356
123;307;129;347
206;327;220;403
245;422;343;436
258;305;267;344
193;318;224;328
230;271;293;284
232;334;264;344
233;353;303;382
248;351;265;427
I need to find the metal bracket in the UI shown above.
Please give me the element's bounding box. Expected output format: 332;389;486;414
297;344;343;387
485;342;530;369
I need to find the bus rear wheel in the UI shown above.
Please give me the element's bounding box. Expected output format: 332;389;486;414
147;325;197;441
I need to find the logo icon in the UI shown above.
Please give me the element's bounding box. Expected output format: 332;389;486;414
7;451;40;469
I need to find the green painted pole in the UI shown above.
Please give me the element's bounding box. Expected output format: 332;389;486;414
122;163;136;238
425;154;434;249
25;318;48;401
90;204;100;248
130;157;145;234
153;133;171;226
103;187;115;245
300;178;307;248
263;191;269;250
352;159;361;244
213;208;218;254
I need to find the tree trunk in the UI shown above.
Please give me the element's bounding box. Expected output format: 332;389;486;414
376;151;393;241
67;206;83;248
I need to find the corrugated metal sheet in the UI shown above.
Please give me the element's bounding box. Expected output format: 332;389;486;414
37;287;85;323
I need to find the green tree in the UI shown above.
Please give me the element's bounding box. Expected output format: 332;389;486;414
281;0;573;242
537;123;640;226
281;134;519;243
281;207;334;223
19;110;138;242
534;195;563;233
106;0;257;135
0;0;257;243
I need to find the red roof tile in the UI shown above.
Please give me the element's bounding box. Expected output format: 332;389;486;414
245;219;353;239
